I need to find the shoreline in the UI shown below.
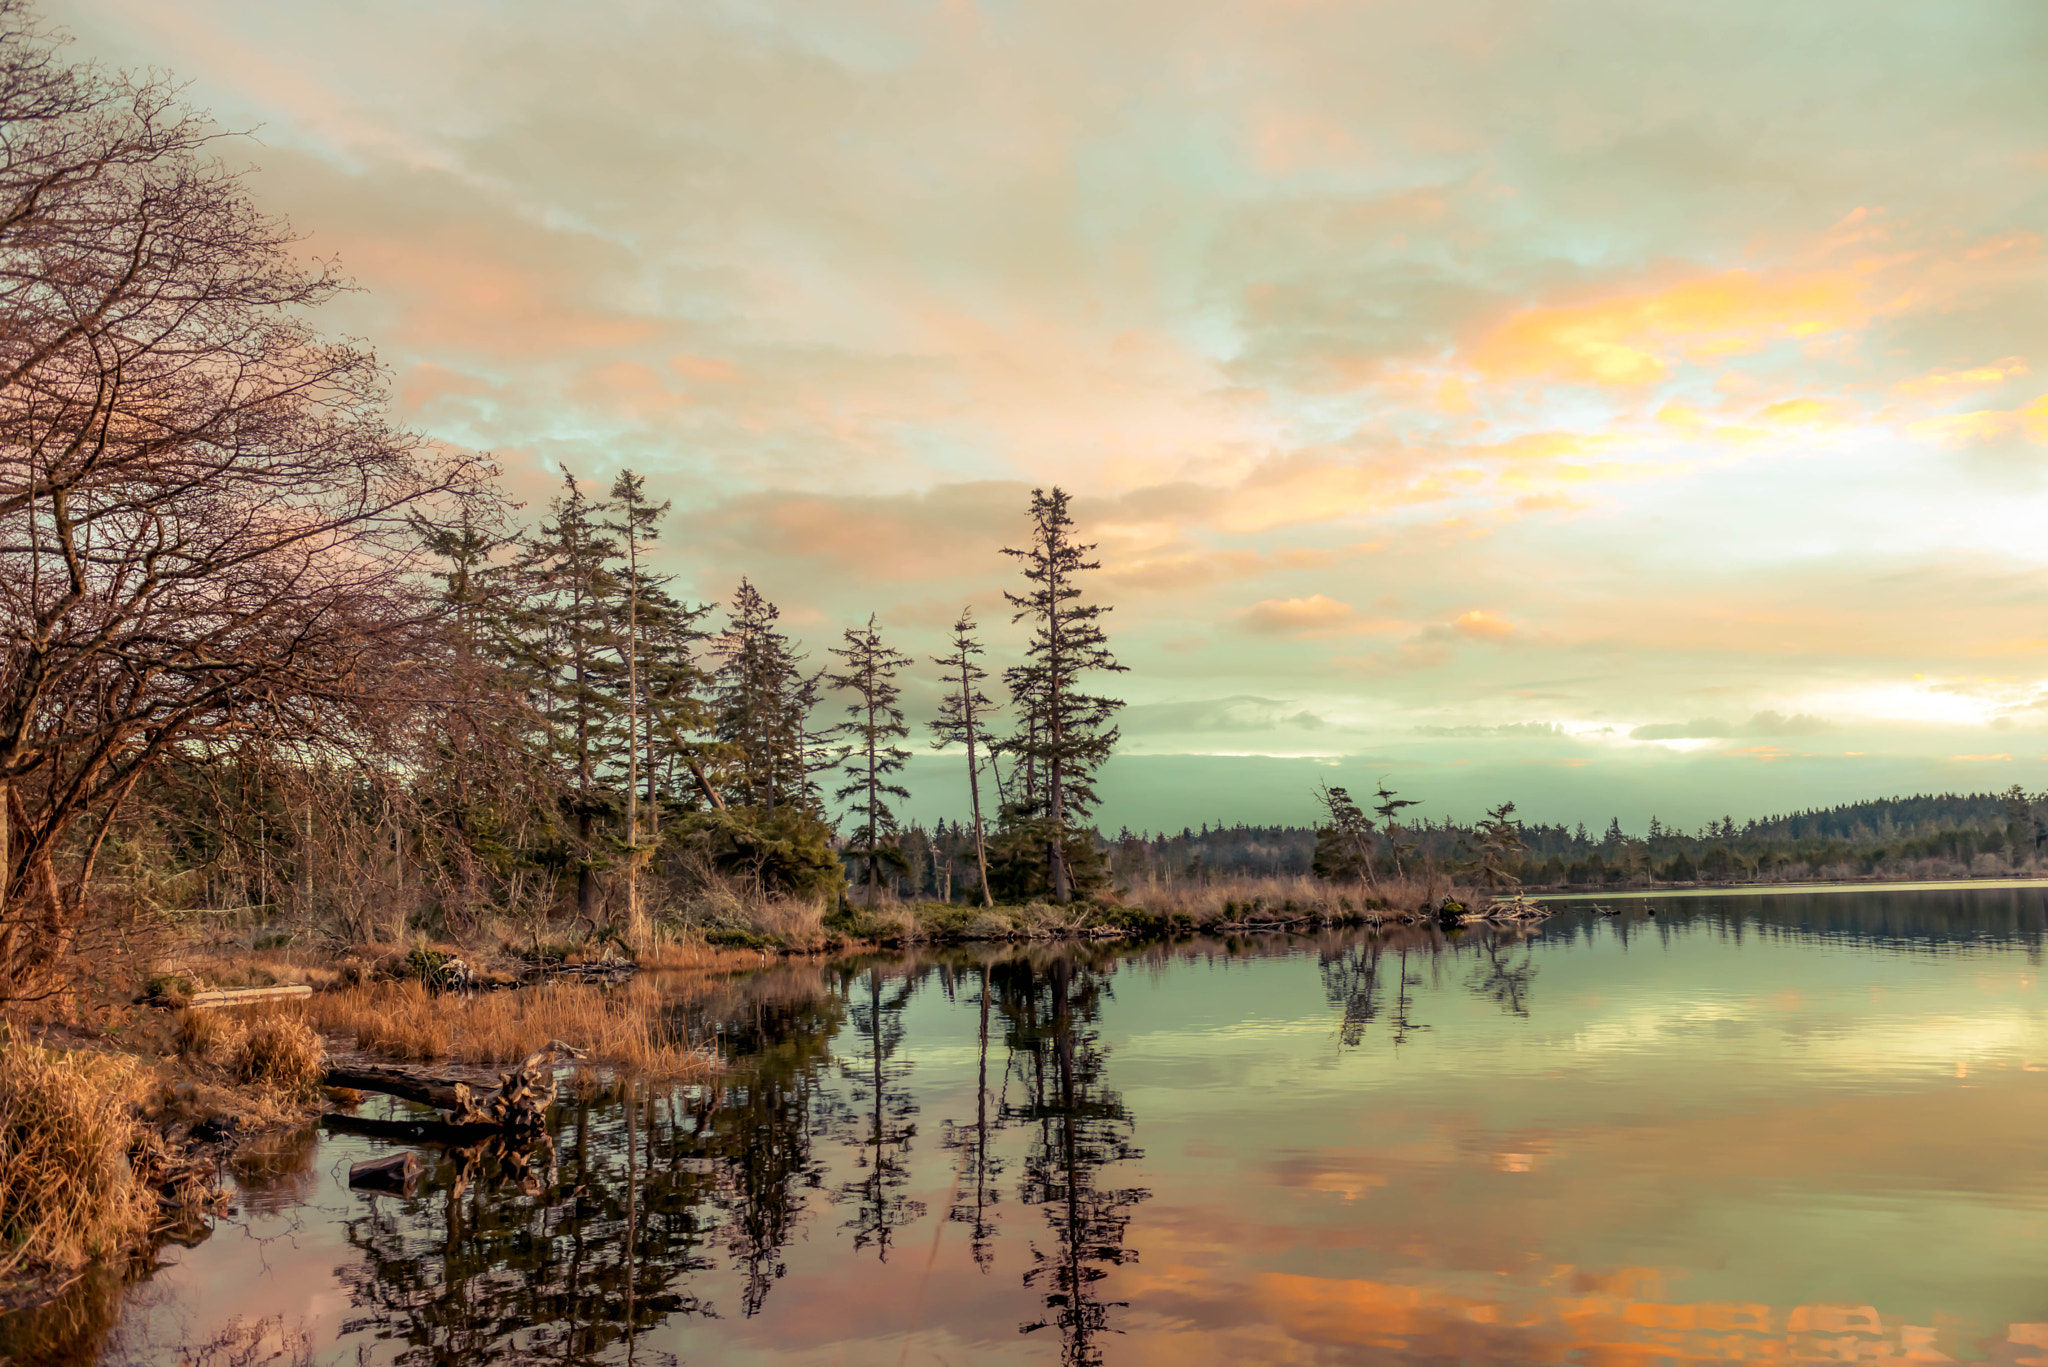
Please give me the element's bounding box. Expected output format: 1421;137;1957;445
1533;875;2048;902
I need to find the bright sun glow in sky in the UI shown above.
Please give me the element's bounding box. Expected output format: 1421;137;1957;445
55;0;2048;829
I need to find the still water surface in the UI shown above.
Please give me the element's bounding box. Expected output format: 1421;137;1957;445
28;888;2048;1365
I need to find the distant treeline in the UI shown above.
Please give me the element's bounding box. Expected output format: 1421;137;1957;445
879;789;2048;897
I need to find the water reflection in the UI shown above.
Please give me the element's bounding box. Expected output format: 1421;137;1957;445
996;953;1147;1366
16;888;2048;1365
832;968;924;1259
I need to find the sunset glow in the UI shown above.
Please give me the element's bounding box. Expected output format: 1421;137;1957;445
49;0;2048;827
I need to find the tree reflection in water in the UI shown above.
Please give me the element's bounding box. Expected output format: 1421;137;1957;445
336;1095;713;1363
698;988;841;1316
323;949;1156;1363
996;950;1149;1367
331;981;849;1360
831;966;926;1259
1321;925;1541;1048
942;962;1005;1271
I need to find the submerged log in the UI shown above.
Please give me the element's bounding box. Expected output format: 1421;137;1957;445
348;1150;421;1193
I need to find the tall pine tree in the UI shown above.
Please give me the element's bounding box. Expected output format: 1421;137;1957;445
1000;488;1125;902
829;616;912;904
930;608;996;906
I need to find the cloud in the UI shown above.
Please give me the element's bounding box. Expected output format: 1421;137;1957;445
54;0;2048;830
1908;392;2048;448
1238;594;1363;636
1468;270;1876;389
1631;711;1831;740
1413;722;1566;738
1448;609;1515;639
1120;696;1329;735
681;482;1027;582
1894;357;2028;400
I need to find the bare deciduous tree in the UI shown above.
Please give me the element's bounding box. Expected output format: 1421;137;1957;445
0;4;487;996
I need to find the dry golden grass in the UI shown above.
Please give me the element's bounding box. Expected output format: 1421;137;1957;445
0;1037;155;1279
172;1006;328;1106
234;1017;324;1098
654;868;832;952
1127;872;1461;925
302;978;713;1080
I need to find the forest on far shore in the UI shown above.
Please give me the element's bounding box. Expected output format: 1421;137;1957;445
878;789;2048;899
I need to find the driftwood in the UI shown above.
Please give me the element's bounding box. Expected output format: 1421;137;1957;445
325;1063;469;1111
188;984;313;1009
349;1151;421;1193
525;958;638;985
323;1040;589;1138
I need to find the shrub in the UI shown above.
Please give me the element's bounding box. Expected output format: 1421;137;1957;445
672;806;845;900
0;1038;153;1277
234;1017;325;1099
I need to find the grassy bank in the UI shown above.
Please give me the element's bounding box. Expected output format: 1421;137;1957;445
0;1010;331;1307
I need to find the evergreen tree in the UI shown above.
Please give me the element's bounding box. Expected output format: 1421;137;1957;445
828;616;912;904
713;580;810;812
999;488;1126;902
1474;801;1527;891
408;501;547;922
638;587;717;811
516;470;622;923
930;608;997;907
1372;781;1420;878
1311;783;1378;890
604;469;673;938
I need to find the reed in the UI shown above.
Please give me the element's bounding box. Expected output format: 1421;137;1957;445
1124;871;1462;925
0;1037;154;1280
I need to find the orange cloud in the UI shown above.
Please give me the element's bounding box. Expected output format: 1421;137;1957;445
669;353;741;383
1894;356;2027;399
1471;270;1873;388
1252;1270;2000;1364
1909;392;2048;446
1451;609;1514;638
1725;745;1791;761
1950;753;2013;762
1756;397;1844;426
1239;594;1359;635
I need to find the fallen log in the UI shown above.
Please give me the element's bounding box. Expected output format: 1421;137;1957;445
322;1040;590;1134
189;984;313;1009
324;1063;469;1111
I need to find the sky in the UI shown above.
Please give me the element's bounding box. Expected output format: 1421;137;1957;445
48;0;2048;833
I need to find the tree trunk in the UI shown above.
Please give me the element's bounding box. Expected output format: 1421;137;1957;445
625;529;642;945
1048;764;1070;903
964;706;993;909
577;812;596;921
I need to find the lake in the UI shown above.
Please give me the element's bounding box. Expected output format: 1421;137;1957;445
14;886;2048;1366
